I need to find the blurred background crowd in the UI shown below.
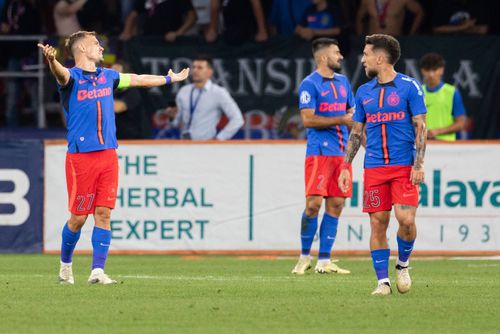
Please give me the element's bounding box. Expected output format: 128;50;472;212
1;0;499;139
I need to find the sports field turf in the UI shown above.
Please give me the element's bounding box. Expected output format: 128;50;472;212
0;255;499;334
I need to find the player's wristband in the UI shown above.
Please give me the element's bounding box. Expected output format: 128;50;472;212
340;161;351;170
165;75;172;84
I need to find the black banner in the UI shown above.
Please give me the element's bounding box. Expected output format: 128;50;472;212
125;36;500;139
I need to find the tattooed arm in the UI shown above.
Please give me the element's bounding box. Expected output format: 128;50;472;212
411;114;427;185
338;121;364;193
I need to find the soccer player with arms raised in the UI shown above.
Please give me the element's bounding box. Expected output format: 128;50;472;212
292;38;354;275
38;31;189;285
338;34;427;295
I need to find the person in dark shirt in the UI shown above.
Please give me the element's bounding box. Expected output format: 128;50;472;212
205;0;268;44
432;0;489;34
295;0;343;41
268;0;312;36
120;0;197;42
112;61;149;139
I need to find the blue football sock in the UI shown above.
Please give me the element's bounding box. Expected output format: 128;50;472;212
61;223;81;264
300;212;318;256
371;248;390;281
397;236;415;265
318;214;339;260
91;227;111;270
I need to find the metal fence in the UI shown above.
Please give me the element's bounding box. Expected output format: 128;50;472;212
0;35;47;128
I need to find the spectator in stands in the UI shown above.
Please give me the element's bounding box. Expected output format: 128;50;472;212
112;60;149;139
356;0;424;36
152;101;180;139
205;0;268;44
77;0;119;34
419;52;466;141
295;0;343;41
185;0;211;37
175;55;244;140
432;0;489;34
268;0;312;36
53;0;86;37
1;0;41;127
120;0;135;24
119;0;196;42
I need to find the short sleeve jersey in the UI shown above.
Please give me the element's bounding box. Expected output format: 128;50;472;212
298;71;355;157
353;73;427;168
58;67;120;153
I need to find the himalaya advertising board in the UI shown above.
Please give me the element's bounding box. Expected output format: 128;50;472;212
44;142;500;254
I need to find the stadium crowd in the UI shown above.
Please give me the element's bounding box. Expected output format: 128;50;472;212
0;0;499;136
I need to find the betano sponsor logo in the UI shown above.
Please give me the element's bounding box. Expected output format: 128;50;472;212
347;170;500;208
318;102;346;112
77;87;112;101
366;111;406;123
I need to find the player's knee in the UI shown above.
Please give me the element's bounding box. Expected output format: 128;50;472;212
68;215;87;231
94;207;111;222
370;217;389;234
326;203;344;216
305;202;321;217
398;216;415;229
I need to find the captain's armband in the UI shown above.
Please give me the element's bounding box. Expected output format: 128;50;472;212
117;73;132;89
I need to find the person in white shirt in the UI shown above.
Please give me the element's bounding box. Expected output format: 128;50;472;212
175;56;244;140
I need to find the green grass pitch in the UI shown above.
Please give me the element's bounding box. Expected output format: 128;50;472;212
0;255;499;334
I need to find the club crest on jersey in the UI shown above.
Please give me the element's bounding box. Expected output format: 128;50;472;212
387;92;400;106
300;91;311;104
97;75;107;84
339;85;347;98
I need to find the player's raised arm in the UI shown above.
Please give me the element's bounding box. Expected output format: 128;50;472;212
338;121;364;193
411;114;427;185
300;108;353;128
125;68;190;88
37;43;70;86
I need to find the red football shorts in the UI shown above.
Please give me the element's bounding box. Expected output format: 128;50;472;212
363;166;419;213
305;156;352;198
65;149;119;215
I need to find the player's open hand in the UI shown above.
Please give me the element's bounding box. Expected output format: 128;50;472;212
168;68;190;83
410;166;425;185
338;168;351;193
37;43;57;62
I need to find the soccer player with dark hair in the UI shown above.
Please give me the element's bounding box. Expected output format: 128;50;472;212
419;52;466;141
338;34;427;295
38;31;189;285
292;37;354;275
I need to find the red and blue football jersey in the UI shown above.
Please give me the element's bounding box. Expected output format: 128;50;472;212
59;67;120;153
298;71;355;157
353;73;427;168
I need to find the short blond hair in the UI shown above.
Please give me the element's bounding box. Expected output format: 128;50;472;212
65;31;96;57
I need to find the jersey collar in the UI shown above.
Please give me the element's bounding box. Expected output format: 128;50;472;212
314;71;340;83
371;73;400;89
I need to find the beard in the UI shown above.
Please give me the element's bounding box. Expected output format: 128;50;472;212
327;61;341;72
366;68;378;79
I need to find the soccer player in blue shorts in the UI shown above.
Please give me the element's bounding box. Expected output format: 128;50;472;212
38;31;189;285
338;34;427;295
292;38;354;275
